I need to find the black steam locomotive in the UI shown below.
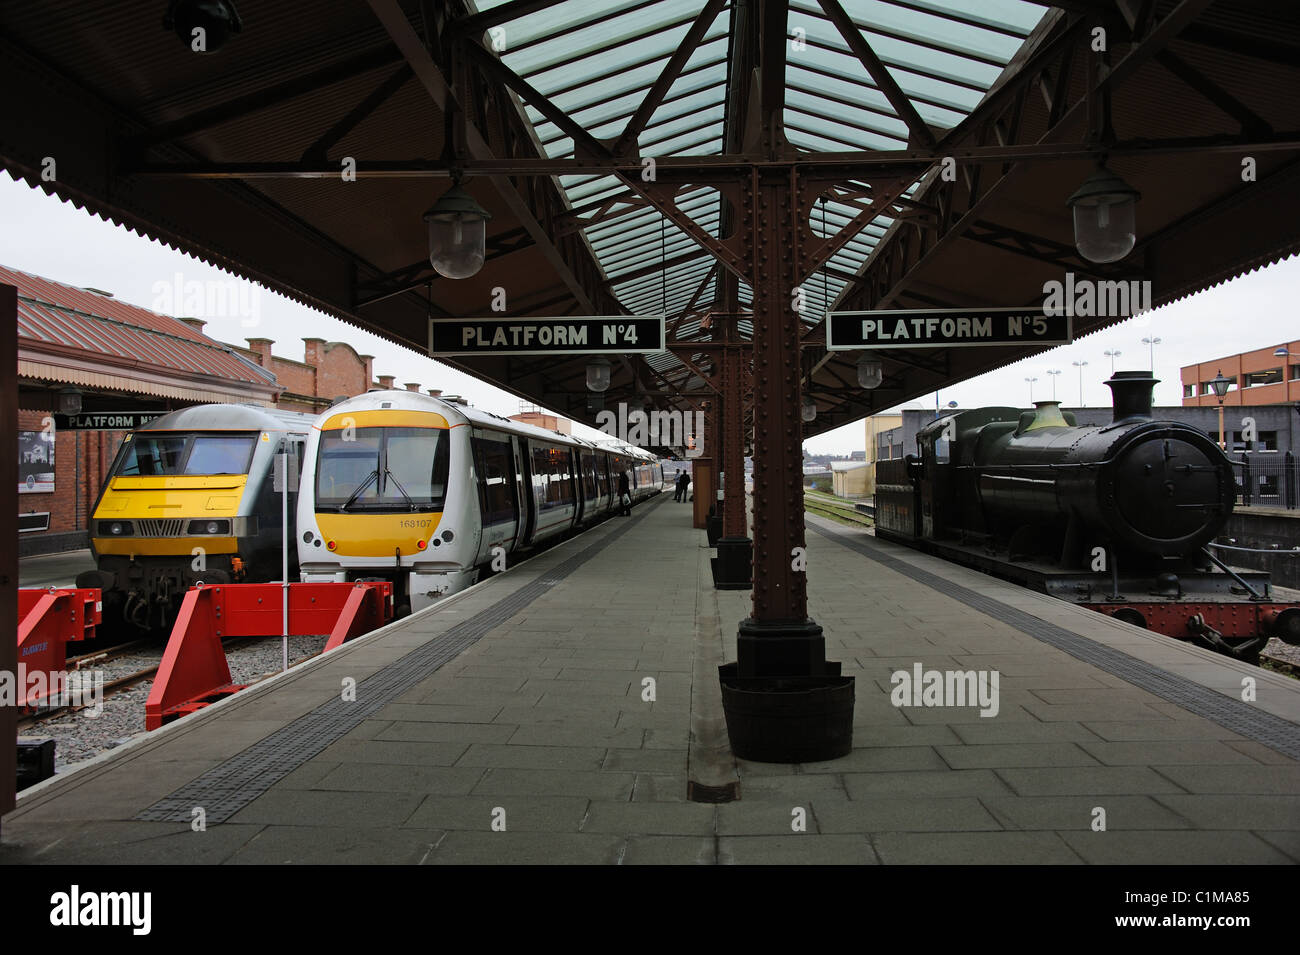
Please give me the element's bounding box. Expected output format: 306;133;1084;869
875;372;1300;660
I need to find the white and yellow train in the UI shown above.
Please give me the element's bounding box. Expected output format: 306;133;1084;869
296;390;664;614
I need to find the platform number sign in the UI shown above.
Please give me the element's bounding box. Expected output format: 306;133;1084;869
429;315;665;356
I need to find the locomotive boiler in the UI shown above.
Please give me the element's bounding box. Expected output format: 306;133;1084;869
875;372;1300;659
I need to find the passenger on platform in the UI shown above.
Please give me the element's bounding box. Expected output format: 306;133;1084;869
673;469;683;502
618;470;632;516
677;469;690;502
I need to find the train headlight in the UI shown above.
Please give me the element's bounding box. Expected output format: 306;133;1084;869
416;539;427;550
110;522;124;536
186;519;230;534
327;540;337;551
98;520;133;536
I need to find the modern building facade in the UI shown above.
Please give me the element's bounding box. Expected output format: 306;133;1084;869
1181;341;1300;407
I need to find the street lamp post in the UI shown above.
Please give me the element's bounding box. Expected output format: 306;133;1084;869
1142;336;1161;371
1072;360;1088;406
1210;370;1232;450
1046;368;1061;399
1104;349;1122;374
1025;377;1037;402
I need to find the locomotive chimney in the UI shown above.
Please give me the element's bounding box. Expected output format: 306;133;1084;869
1105;371;1158;422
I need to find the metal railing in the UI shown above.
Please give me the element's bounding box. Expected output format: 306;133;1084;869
1232;451;1298;509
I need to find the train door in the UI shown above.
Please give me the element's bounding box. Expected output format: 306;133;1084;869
574;446;585;522
514;435;536;546
471;429;520;560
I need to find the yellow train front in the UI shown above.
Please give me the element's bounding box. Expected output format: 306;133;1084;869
77;404;316;632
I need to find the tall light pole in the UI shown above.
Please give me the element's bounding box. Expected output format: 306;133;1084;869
1046;368;1061;399
1210;370;1232;450
1104;349;1122;374
1072;360;1088;406
1142;336;1161;371
1025;376;1038;402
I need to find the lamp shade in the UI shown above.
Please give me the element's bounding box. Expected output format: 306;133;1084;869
1209;370;1232;399
1067;167;1140;264
586;357;611;392
856;354;883;389
424;184;492;279
801;396;817;422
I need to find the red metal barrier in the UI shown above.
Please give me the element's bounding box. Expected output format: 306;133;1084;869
16;588;102;707
145;581;392;730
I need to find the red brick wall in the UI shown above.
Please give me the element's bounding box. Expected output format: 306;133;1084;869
317;342;369;402
17;408;124;540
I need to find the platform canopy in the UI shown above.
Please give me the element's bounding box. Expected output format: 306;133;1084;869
3;0;1299;441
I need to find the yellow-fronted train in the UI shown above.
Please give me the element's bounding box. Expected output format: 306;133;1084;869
77;404;316;632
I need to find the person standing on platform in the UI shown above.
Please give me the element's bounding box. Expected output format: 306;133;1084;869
678;469;690;503
618;470;632;516
673;469;683;502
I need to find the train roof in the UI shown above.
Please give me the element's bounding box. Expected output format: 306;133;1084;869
136;403;317;433
319;391;658;461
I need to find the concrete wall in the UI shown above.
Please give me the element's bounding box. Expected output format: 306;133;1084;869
1220;508;1300;590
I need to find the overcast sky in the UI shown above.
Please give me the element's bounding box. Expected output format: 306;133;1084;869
5;173;1296;455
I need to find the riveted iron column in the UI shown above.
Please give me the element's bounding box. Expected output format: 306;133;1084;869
692;400;715;530
714;311;752;588
737;165;825;671
719;166;853;763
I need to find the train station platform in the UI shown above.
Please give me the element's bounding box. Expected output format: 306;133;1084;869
3;493;1298;865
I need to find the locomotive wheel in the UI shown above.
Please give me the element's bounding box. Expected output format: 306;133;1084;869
1111;607;1147;629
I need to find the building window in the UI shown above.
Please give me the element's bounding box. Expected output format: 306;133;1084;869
1183;384;1195;398
1242;368;1282;388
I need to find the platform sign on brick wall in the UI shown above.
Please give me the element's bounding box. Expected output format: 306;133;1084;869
54;411;168;431
827;308;1072;350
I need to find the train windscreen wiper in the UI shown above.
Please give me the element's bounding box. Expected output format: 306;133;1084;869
340;470;379;510
384;469;419;511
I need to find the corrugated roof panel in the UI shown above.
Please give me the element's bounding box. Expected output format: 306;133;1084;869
5;265;277;386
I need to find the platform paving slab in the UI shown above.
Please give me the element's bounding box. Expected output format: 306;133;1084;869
2;496;1297;864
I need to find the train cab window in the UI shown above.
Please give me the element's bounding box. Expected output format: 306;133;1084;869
115;435;188;476
933;436;951;464
115;433;256;476
384;428;449;505
316;427;448;511
473;436;517;525
185;436;257;474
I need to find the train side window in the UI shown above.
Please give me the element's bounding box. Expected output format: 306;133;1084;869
933;436;951;464
531;446;551;510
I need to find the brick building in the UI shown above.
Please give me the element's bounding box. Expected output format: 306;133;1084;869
10;265;391;555
234;334;375;413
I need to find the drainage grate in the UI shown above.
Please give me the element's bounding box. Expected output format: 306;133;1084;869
807;520;1300;761
138;496;669;823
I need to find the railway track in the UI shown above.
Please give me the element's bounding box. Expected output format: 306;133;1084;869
17;636;269;732
803;490;874;528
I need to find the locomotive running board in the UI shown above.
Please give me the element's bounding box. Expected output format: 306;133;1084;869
145;581;393;730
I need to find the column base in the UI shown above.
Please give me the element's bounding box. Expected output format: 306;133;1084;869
718;660;855;763
711;536;752;590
